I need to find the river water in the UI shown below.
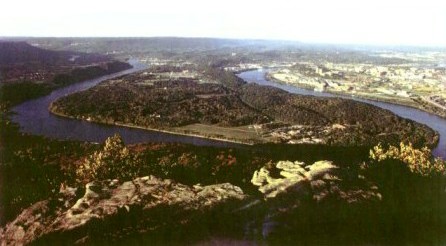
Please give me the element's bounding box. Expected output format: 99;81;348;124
237;69;446;159
11;60;239;148
11;62;446;159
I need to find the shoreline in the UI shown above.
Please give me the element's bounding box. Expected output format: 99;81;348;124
49;107;254;146
266;72;446;120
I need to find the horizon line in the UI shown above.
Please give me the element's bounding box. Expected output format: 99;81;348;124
1;35;445;49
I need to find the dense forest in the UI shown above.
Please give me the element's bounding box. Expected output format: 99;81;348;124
50;67;438;147
51;61;132;86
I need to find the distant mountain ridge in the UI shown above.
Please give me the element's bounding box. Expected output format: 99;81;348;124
0;41;107;66
1;37;302;55
0;41;131;104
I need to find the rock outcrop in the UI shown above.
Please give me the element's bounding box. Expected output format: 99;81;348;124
1;161;386;245
0;176;246;245
251;160;381;203
249;160;382;239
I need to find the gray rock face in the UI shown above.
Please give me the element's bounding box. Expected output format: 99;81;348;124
1;161;385;245
251;160;381;203
0;176;246;245
250;160;382;239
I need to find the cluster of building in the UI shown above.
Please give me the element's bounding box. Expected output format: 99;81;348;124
1;67;54;83
271;60;446;102
425;95;446;110
266;125;330;144
224;63;263;72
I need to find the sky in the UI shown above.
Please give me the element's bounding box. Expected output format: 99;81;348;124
1;0;446;46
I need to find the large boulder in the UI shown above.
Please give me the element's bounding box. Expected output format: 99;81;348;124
249;160;382;240
251;160;381;203
0;176;246;245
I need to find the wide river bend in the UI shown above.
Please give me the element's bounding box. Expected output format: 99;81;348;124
11;62;446;159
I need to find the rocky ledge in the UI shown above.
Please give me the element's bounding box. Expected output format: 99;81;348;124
251;160;381;203
249;160;382;240
0;176;245;245
1;161;385;245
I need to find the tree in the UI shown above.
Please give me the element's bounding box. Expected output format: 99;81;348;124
369;142;445;177
76;134;141;184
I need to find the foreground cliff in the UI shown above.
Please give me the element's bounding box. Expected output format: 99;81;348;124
0;176;246;245
0;159;395;245
2;132;445;244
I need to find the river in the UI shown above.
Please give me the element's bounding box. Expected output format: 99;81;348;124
11;62;446;159
237;69;446;159
11;60;239;148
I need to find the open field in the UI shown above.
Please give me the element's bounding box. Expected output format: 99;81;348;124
175;123;266;144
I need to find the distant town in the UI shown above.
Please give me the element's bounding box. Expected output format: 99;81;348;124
267;51;446;117
132;48;446;119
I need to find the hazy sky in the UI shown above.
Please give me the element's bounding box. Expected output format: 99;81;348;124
2;0;446;46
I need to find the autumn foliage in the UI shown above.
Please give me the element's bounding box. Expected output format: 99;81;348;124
76;134;141;183
369;142;445;176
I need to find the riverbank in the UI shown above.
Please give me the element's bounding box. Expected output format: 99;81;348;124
49;107;256;146
0;61;133;108
266;72;446;120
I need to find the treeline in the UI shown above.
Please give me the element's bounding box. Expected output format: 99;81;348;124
52;61;132;86
0;82;53;107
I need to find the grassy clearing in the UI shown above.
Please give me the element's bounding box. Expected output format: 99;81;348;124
175;123;267;144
